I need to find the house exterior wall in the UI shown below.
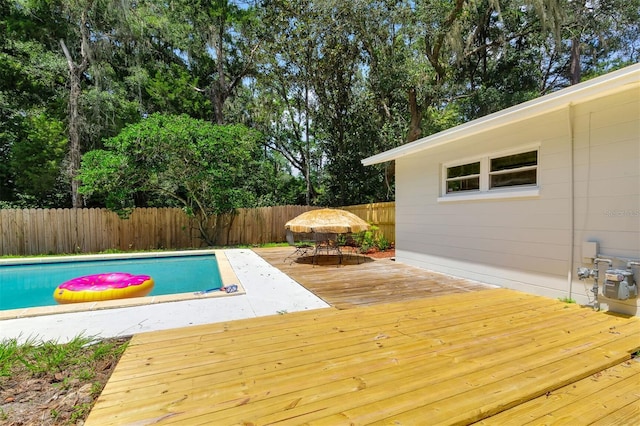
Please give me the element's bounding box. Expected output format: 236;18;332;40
571;88;640;314
395;86;639;315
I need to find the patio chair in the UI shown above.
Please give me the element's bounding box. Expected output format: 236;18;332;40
284;230;315;263
336;233;364;265
311;232;345;266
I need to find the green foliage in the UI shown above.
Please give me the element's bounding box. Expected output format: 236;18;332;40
16;335;86;376
143;64;213;119
376;235;391;251
2;0;640;209
0;337;20;377
77;149;136;214
354;225;391;253
78;113;264;244
80;86;142;149
0;334;125;379
0;29;68;205
10;114;67;205
70;403;93;423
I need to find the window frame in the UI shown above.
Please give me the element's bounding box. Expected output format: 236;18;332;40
438;144;540;203
444;160;481;194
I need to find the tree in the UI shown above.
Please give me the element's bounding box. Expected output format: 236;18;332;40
300;0;385;206
10;114;68;206
254;0;323;205
77;113;263;244
453;0;547;118
161;0;260;124
3;0;640;211
59;0;152;207
556;0;640;85
0;0;69;205
7;0;144;207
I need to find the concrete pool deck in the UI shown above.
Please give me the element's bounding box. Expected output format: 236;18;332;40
0;249;330;344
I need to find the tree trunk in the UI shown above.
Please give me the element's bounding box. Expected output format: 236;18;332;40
569;37;581;85
60;38;89;208
212;89;225;125
384;87;424;198
68;71;83;208
304;83;312;205
407;87;422;143
211;20;227;125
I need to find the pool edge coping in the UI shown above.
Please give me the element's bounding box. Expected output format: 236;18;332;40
0;249;244;321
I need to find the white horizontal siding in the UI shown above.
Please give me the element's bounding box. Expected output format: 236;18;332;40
576;93;639;131
395;84;639;315
396;249;569;299
574;156;639;182
574;196;640;230
573;88;639;269
404;223;569;245
575;175;640;198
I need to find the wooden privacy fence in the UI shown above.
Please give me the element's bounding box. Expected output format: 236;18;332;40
0;208;195;256
0;206;313;256
0;203;395;256
341;201;395;243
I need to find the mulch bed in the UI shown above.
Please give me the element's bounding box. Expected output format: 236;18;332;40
362;248;395;259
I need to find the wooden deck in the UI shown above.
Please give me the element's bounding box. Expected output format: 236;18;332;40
86;273;640;425
254;247;494;308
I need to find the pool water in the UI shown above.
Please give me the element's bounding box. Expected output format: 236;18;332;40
0;255;222;311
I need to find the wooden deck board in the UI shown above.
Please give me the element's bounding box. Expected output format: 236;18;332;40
475;359;640;425
85;248;640;424
86;283;640;425
254;247;493;308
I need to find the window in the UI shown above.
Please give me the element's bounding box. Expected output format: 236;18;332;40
446;161;480;193
489;150;537;189
441;147;539;200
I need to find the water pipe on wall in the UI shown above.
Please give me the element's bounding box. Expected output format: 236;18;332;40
577;257;613;311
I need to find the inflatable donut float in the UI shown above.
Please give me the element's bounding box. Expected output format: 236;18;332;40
54;273;154;304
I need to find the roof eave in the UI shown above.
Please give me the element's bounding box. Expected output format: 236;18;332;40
362;64;640;166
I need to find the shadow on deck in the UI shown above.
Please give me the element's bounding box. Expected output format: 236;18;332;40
255;246;494;309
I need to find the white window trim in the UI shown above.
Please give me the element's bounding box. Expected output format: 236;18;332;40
444;161;481;192
438;144;541;203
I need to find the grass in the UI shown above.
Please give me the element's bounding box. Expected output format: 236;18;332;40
0;334;129;425
0;334;127;382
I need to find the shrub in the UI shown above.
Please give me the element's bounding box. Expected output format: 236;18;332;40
355;225;391;252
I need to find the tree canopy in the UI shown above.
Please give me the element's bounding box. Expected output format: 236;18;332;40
77;113;264;244
2;0;639;209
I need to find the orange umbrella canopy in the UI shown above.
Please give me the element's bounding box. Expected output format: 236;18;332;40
285;208;370;234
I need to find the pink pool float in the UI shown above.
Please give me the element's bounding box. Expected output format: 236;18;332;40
53;273;154;304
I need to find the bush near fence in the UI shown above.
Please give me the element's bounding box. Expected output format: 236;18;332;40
341;202;395;245
0;203;395;256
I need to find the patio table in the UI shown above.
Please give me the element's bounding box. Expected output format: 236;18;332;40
284;209;370;266
311;233;343;265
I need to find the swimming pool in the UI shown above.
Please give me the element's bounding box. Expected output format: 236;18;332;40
0;250;242;318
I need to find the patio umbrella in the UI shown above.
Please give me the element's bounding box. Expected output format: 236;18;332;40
285;208;370;234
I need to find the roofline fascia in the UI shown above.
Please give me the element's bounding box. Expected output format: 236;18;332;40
362;63;640;166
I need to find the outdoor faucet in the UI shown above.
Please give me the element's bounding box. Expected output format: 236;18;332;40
594;258;613;268
589;258;613;283
578;258;613;281
576;257;613;312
